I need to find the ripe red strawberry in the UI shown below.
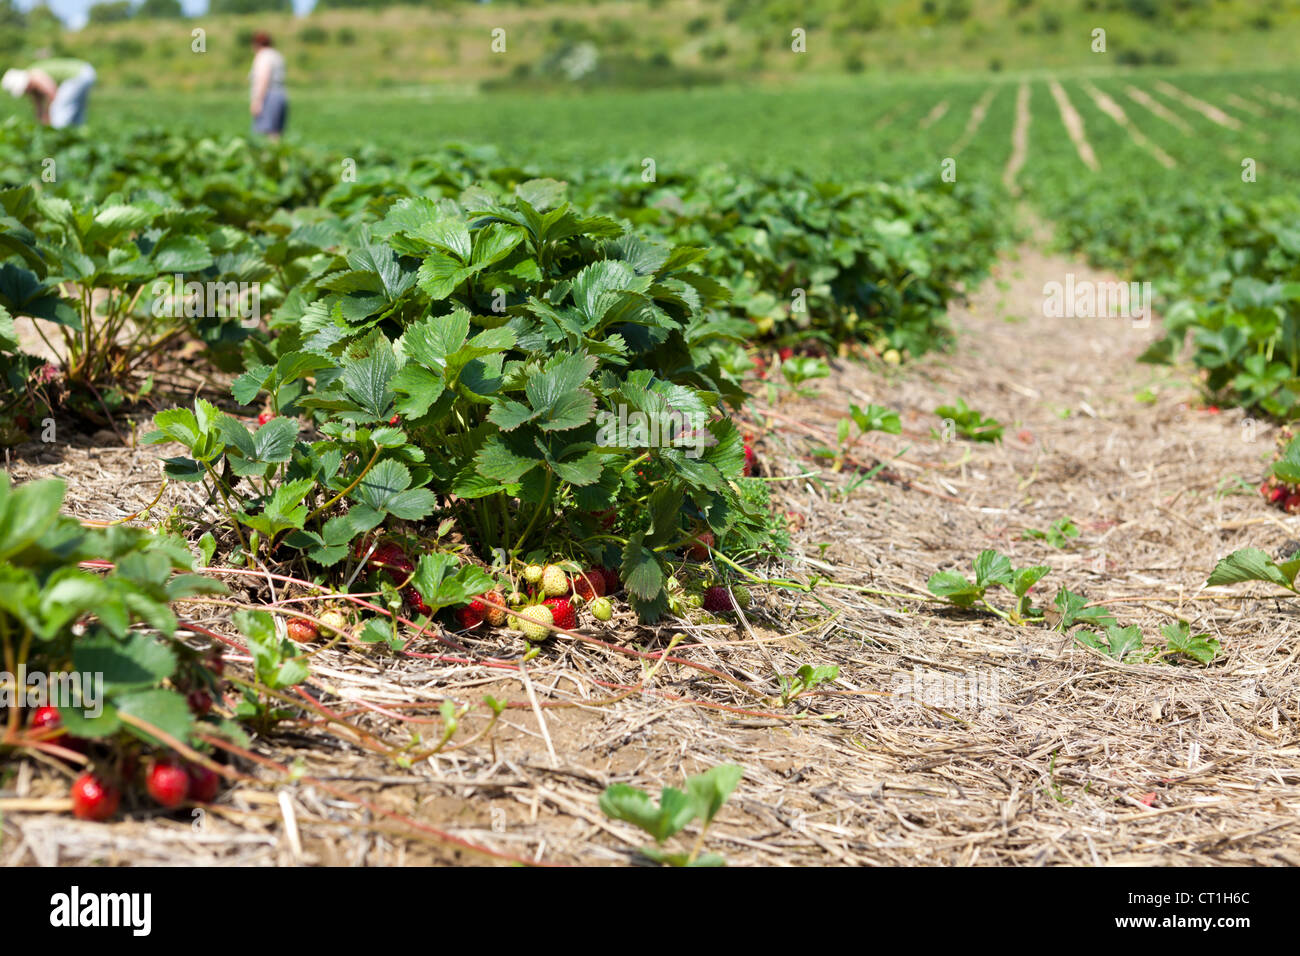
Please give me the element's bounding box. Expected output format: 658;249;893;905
1284;493;1300;514
70;772;120;821
598;566;622;594
405;587;431;616
703;586;735;613
456;599;486;629
687;531;715;561
30;705;61;731
742;443;757;476
286;617;318;642
778;347;795;361
1271;485;1288;504
543;597;576;630
389;414;400;425
1259;482;1270;498
187;690;213;716
186;763;220;803
572;571;606;602
257;411;272;426
147;759;191;809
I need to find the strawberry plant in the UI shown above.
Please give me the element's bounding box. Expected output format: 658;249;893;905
777;663;839;708
926;550;1049;624
0;470;250;822
598;763;743;866
1022;518;1080;549
152;185;777;622
933;399;1004;443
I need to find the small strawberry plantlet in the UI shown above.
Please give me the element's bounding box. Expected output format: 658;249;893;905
1022;517;1080;549
598;763;743;867
926;549;1049;624
1153;621;1221;665
779;355;830;398
230;610;311;732
1074;624;1145;662
1045;587;1117;632
932;399;1003;443
777;664;840;708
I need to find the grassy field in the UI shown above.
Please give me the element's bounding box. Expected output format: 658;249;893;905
10;0;1300;94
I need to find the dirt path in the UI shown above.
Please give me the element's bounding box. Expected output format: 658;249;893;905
1049;80;1100;171
948;85;997;156
1124;85;1193;134
1153;80;1244;130
919;99;950;130
5;223;1299;867
1082;83;1176;169
1002;83;1031;194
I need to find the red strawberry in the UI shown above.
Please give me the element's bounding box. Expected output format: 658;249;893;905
778;347;795;361
703;586;735;613
187;690;213;716
405;587;431;616
1137;791;1158;807
687;531;715;561
1271;486;1288;504
147;759;191;809
742;443;757;476
389;414;400;425
456;599;486;629
30;705;61;731
257;411;272;426
543;597;576;630
70;772;120;821
186;763;220;803
595;508;616;530
597;566;622;594
573;570;606;602
482;590;508;626
286;617;318;642
205;651;225;678
1285;494;1300;514
1206;405;1220;414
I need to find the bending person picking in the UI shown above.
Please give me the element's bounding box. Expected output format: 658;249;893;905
2;58;96;128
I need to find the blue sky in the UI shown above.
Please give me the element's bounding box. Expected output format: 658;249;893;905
17;0;317;29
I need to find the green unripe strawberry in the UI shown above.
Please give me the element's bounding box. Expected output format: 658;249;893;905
518;604;554;642
541;564;569;597
319;609;349;635
590;597;613;621
732;586;752;608
523;564;544;585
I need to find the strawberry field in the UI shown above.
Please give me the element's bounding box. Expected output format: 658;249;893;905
3;13;1300;874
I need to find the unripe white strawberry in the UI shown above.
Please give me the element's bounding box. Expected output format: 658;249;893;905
518;604;554;642
523;564;543;585
590;597;613;622
541;564;569;597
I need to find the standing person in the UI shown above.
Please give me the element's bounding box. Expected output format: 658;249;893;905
249;32;288;140
1;58;96;128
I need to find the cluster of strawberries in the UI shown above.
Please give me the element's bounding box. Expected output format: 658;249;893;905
1258;477;1300;512
454;564;622;641
27;694;225;822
